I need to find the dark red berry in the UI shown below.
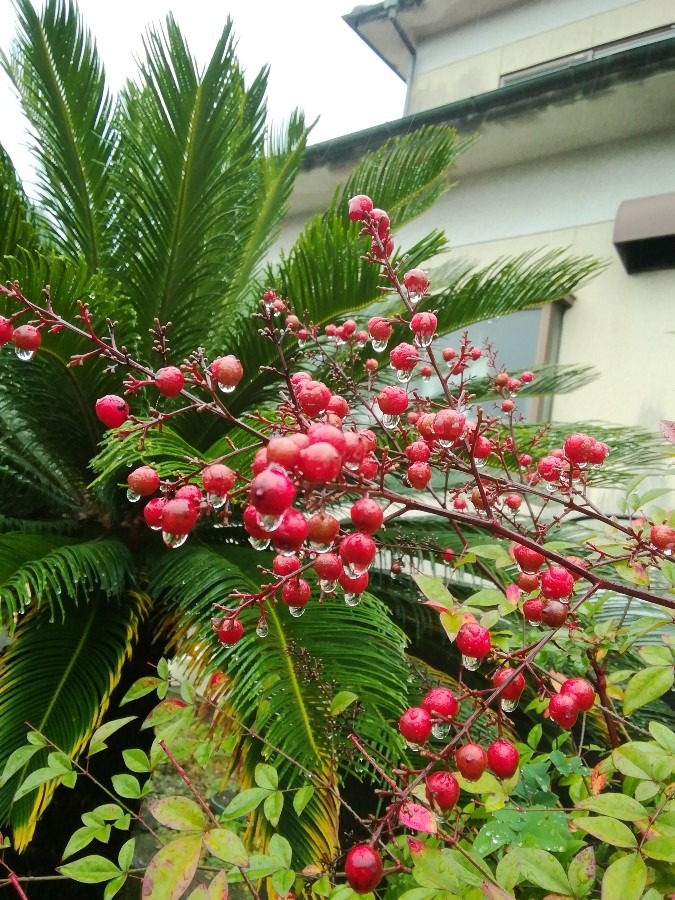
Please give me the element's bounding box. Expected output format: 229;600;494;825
487;739;519;779
249;468;296;516
350;498;383;534
344;844;383;895
422;687;459;719
161;498;198;535
541;599;568;627
155;366;185;397
281;578;310;608
425;771;459;811
217;619;243;645
95;395;129;429
492;668;525;701
512;544;545;573
560;678;595;712
455;743;488;781
398;707;432;744
456;623;491;659
548;693;579;729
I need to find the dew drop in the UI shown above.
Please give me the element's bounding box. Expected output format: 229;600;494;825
208;492;228;509
256;618;269;638
297;338;307;349
526;618;541;628
249;536;270;550
218;382;236;394
422;374;431;384
344;593;361;607
474;458;487;469
162;531;188;549
413;333;434;349
431;722;451;740
371;338;388;353
260;512;284;532
409;292;422;307
14;348;34;362
319;579;337;593
405;739;421;751
396;368;414;384
309;540;333;552
126;488;141;502
382;413;399;430
343;561;370;577
288;605;305;618
356;335;368;348
148;523;161;532
501;698;518;713
462;654;480;671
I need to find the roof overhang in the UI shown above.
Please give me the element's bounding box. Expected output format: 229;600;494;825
614;192;675;274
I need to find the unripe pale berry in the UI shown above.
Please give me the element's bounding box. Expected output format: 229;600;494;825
487;739;519;779
127;466;160;496
540;566;574;600
456;623;491;659
155;366;184;397
347;194;373;222
518;572;540;592
344;845;383;895
425;771;459;811
350;498;383;534
455;743;488;781
422;687;459;719
560;678;595;711
249;468;296;516
398;707;432;743
162;498;198;535
95;395;129;429
548;692;579;729
217;619;243;645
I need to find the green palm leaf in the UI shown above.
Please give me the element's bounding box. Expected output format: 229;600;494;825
2;0;115;269
0;590;150;850
150;543;410;868
0;142;38;257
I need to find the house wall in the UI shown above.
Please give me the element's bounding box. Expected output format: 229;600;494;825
408;0;674;111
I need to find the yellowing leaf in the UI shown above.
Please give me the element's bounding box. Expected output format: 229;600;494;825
148;796;207;831
142;834;201;900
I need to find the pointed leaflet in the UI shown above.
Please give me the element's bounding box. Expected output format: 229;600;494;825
142;834;202;900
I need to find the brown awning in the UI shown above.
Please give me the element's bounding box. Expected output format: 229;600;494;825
614;192;675;274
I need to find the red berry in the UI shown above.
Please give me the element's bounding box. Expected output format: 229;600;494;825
540;566;574;600
487;739;519;779
518;572;540;593
358;455;379;480
338;570;369;595
410;311;436;343
281;578;310;608
251;447;269;475
505;493;522;510
512;544;545;573
407;462;432;490
370;208;390;239
307;423;347;456
376;385;408;416
95;395;129;428
565;556;587;581
267;436;301;470
564;432;594;464
143;497;166;529
389;342;420;372
442;347;457;362
307;512;340;548
501;399;514;413
0;317;14;346
201;464;236;495
433;409;466;441
217;619;243;645
364;358;378;372
12;324;41;351
347;194;373;222
472;436;492;459
589;439;609;465
548;693;579;729
210;355;243;389
155;366;184;397
327;394;349;418
538;455;563;482
403;268;430;295
469;346;481;360
367;316;392;342
343;432;367;470
399;707;432;743
272;508;309;554
521;371;534;383
249;468;296;516
344;845;383;895
299;442;342;483
442;548;454;562
455;743;488;781
340;533;377;575
425;771;459;811
405;441;431;463
127;466;160;497
161;498;198;535
273;554;300;576
422;687;459;719
453;496;467;510
560;678;595;712
350;498;383;534
651;524;675;552
456;623;491;659
541;599;568;627
313;553;342;580
243;505;269;540
522;597;544;622
175;484;203;509
296;380;331;417
492;668;525;701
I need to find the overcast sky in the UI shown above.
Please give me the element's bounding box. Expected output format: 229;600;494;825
0;0;405;187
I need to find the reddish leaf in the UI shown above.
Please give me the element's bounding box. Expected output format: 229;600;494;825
659;420;675;444
590;762;608;796
505;584;520;604
142;834;201;899
398;801;437;834
407;837;425;855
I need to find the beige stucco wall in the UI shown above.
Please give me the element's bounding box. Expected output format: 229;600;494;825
408;0;674;112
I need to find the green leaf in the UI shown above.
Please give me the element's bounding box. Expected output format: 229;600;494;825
412;574;454;611
220;787;271;819
269;833;292;869
62;825;102;860
271;869;296;898
59;855;122;884
148;796;207;831
466;590;506;608
567;846;595;899
638;645;672;666
330;691;359;716
649;721;675;753
254;763;278;790
118;838;135;871
142;834;202;900
0;744;41;788
103;875;127;900
122;748;150;773
120;677;163;706
623;666;674;714
495;849;570;895
572;815;637;848
264;790;284;828
576;794;649;821
642;836;675;861
612;742;673;782
14;766;58;802
88;717;137;756
293;785;314;816
203;827;248;867
600;852;646;900
111;774;141;800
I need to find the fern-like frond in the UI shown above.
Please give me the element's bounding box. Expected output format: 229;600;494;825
3;0;115;269
0;591;150;850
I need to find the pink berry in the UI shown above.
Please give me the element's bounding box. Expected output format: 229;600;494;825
370;208;390;239
299;442;342;483
12;324;41;351
0;317;14;346
243;505;269;540
296;380;331;417
512;544;546;573
202;464;236;495
540;566;574;600
249;469;296;516
358;455;379;480
410;311;436;341
347;194;373;222
501;399;514;413
376;385;408;416
422;687;459;719
364;358;378;372
251;447;268;475
537;455;563;482
425;771;459;811
161;498;198;535
272;508;309;554
407;462;432;490
343;431;367;469
505;493;522;510
342;319;357;338
589;440;609;465
327;394;349;418
95;395;129;429
127;466;160;497
455;743;488;781
564;433;594;464
143;497;166;529
389;342;420;371
273;554;300;576
651;524;675;552
217;619;243;645
433;409;466;441
487;739;519;779
560;678;595;712
344;845;383;895
313;553;342;581
521;371;534;383
338;570;369;595
492;668;525;701
155;366;184;398
367;317;392;342
307;512;340;547
456;623;491;659
211;355;243;389
472;436;492;459
548;693;579;729
281;578;310;608
403;268;430;295
307;423;347;457
340;533;377;574
350;498;383;534
399;707;432;743
405;441;431;463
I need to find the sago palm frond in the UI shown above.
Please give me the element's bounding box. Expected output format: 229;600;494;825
149;543;410;868
0;143;38;257
2;0;115;270
0;590;150;851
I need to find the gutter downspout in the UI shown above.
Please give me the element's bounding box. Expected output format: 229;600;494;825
384;0;416;115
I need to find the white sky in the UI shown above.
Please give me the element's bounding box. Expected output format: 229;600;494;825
0;0;405;187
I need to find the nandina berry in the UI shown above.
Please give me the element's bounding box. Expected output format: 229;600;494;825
211;355;243;389
377;385;408;416
267;436;301;470
540;566;574;600
358;455;379;479
442;347;457;362
272;508;309;554
405;440;431;463
143;497;166;528
250;447;268;475
217;618;243;645
589;439;609;464
442;548;454;562
419;364;433;378
422;687;459;719
519;453;532;467
469;346;481;360
564;432;594;464
307;423;347;456
281;578;310;608
522;597;544;622
243;505;269;540
127;466;160;497
487;739;519;779
651;524;675;552
505;493;522;510
0;317;14;346
338;570;369;594
343;431;367;469
313;553;342;580
201;464;236;495
425;771;459;811
456;623;491;659
175;484;203;509
95;395;129;428
249;468;296;516
364;358;378;372
299;442;342;484
347;194;373;221
521;370;534;383
410;311;436;343
161;498;198;535
537;455;563;482
501;398;514;412
560;677;595;711
455;743;488;781
12;324;41;351
344;845;383;895
407;462;432;490
433;408;466;441
341;318;357;337
492;668;526;701
565;556;587;581
548;692;579;729
155;366;184;397
507;378;521;393
273;554;300;576
290;371;311;385
453;496;467;510
517;572;539;592
296;380;331;417
416;412;436;439
327;394;349;418
285;314;300;330
389;342;420;371
340;533;377;574
512;544;546;573
495;371;509;388
367;316;392;342
403;268;430;294
472;435;492;459
541;599;568;627
398;707;432;743
350;498;383;534
307;512;340;548
370;208;390;238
